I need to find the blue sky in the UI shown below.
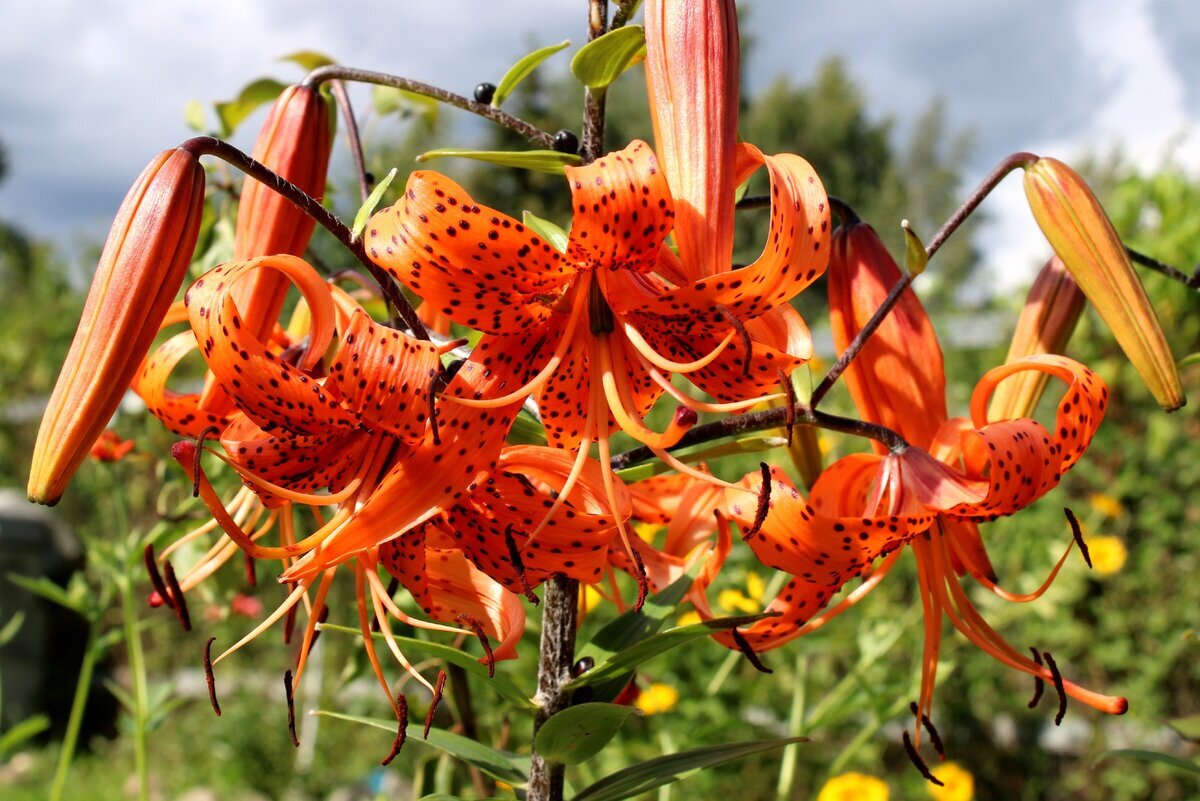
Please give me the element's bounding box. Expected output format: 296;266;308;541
2;0;1197;287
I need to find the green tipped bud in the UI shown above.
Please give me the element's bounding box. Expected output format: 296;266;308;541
1024;157;1184;411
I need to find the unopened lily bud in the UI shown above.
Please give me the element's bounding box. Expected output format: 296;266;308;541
200;84;333;412
828;221;946;449
1024;157;1184;411
988;256;1086;420
29;148;205;504
229;84;332;334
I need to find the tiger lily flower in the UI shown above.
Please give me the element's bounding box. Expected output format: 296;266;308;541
721;221;1126;742
364;0;829;577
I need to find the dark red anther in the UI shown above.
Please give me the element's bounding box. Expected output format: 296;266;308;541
204;637;221;717
742;463;773;541
284;669;300;747
143;543;174;610
427;380;442;446
382;692;409;766
909;701;945;761
162;561;191;631
1028;647;1045;709
244;552;257;587
1064;507;1092;569
1042;650;1068;725
730;628;772;674
504;524;540;605
424;669;447;739
673;405;698;428
903;730;944;786
630;546;649;613
308;605;330;651
457;613;495;678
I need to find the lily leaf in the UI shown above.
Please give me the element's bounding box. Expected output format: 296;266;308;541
1095;748;1200;775
494;40;571;107
0;610;25;647
415;148;580;175
214;78;289;138
573;736;808;801
570;613;777;693
534;703;640;765
1169;714;1200;741
316;711;529;783
522;210;570;253
507;412;549;446
316;623;536;712
280;50;336;72
183;100;209;134
7;573;87;616
0;714;50;758
353;168;398;239
615;435;788;483
570;25;647;89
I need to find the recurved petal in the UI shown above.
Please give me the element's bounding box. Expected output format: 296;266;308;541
644;0;740;281
186;255;351;436
716;466;933;651
828;220;947;449
628;145;830;323
29;148;204;504
380;530;524;663
326;309;441;444
563;140;676;275
365;171;575;334
134;330;231;439
943;355;1108;520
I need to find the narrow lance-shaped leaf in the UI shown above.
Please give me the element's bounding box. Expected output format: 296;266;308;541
415;148;581;174
534;703;641;765
493;40;571;107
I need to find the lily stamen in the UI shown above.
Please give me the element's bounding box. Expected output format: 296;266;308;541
622;321;736;374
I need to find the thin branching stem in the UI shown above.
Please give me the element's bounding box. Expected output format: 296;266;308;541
1127;245;1200;291
329;79;371;203
303;65;557;149
609;404;908;472
808;152;1037;409
180;136;428;340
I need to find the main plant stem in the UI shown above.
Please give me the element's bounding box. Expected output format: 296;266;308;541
527;5;608;801
48;625;99;801
120;576;150;801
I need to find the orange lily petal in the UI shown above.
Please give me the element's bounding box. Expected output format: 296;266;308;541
562;140;675;275
364;171;576;334
134;331;230;439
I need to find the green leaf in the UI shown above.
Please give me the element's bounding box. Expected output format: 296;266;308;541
316;623;536;712
7;573;86;616
570;613;776;692
0;714;50;758
353;168;398;239
535;703;640;765
214;78;289;138
1178;352;1200;368
372;86;440;128
415;148;580;175
419;796;509;801
507;412;549;445
1095;748;1200;775
280;50;336;72
183;99;208;134
573;737;808;801
102;678;135;713
0;610;25;647
570;25;647;89
522;210;569;253
902;219;928;276
494;40;571;107
316;711;528;783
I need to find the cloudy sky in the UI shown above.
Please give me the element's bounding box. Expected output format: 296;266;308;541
2;0;1197;288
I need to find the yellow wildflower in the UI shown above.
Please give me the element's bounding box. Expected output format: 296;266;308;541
635;683;679;715
929;762;974;801
677;610;702;627
1089;493;1125;519
581;584;605;614
817;772;889;801
1088;535;1128;576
